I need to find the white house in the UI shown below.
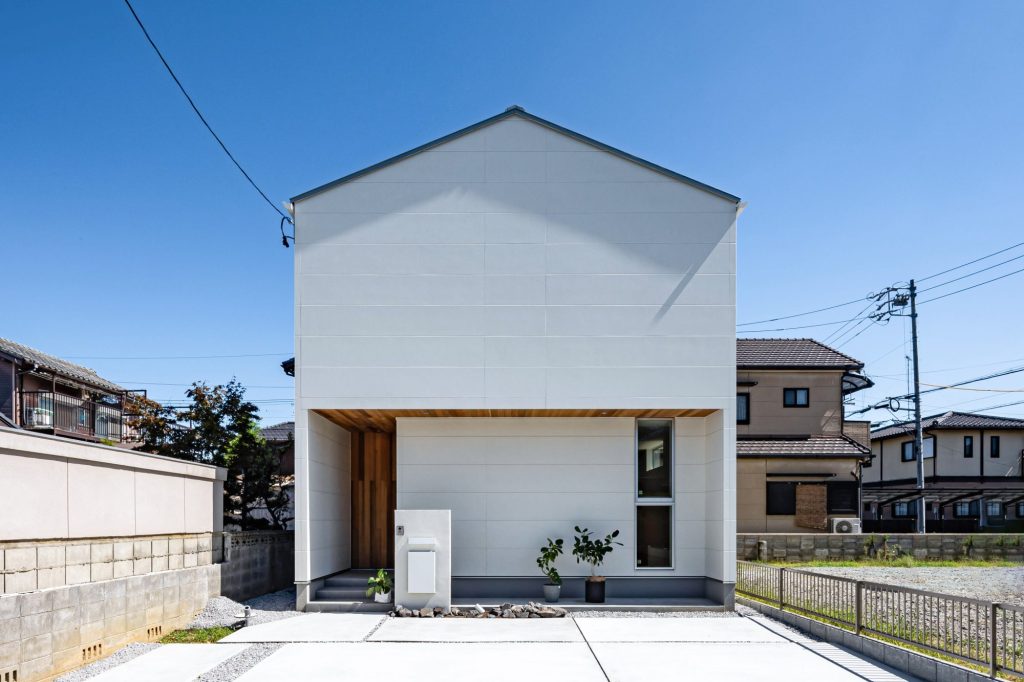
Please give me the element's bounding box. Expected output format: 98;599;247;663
290;107;741;609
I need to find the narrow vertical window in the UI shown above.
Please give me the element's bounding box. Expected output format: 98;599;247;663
636;419;672;568
963;436;973;458
901;441;915;461
990;436;1001;458
736;394;750;425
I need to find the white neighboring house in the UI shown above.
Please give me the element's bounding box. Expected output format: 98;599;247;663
290;107;741;609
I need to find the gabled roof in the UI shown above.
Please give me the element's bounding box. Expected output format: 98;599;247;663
290;106;741;204
260;421;294;442
737;435;871;458
737;338;864;370
872;411;1024;440
0;337;124;394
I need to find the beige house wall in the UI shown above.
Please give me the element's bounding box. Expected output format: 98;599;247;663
865;429;1023;483
737;369;844;437
0;429;225;543
737;457;860;533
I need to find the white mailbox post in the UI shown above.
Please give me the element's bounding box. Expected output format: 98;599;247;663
394;509;451;611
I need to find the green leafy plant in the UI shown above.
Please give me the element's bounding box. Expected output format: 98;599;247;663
366;568;393;597
572;526;622;579
536;538;564;585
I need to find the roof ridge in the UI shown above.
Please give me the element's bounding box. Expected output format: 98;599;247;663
290;107;740;204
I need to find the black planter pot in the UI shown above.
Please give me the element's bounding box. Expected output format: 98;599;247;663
584;579;606;604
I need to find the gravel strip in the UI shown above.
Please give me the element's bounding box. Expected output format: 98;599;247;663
805;566;1024;605
54;643;159;682
570;609;738;618
189;588;300;629
196;643;282;682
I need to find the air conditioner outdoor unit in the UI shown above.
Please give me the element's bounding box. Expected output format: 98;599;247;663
831;518;862;534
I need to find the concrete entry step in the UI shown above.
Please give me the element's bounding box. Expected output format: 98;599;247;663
312;569;394;611
305;600;392;613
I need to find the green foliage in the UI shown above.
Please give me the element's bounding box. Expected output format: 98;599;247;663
572;526;622;577
536;538;564;585
366;568;393;597
129;380;291;530
160;627;234;643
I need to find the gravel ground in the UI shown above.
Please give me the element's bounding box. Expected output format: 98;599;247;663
189;588;300;628
805;566;1024;605
55;643;159;682
196;643;282;682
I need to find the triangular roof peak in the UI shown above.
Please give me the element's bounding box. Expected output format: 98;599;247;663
290;106;740;204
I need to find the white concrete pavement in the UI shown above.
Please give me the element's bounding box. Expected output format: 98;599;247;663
96;615;920;682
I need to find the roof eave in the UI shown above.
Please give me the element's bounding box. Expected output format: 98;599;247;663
290;107;741;205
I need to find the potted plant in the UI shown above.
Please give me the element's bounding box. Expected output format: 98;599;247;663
572;526;621;604
366;568;393;604
536;538;564;603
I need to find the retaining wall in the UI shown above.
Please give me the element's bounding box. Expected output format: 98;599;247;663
219;531;293;601
738;532;1024;562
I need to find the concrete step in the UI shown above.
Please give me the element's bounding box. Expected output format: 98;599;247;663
324;571;391;589
304;600;392;614
315;587;372;601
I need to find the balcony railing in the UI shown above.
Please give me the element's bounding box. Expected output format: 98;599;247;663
20;390;125;441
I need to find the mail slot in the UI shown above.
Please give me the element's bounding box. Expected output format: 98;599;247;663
408;550;436;593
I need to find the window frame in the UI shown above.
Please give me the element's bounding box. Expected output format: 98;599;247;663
990;435;1001;458
954;500;978;518
963;435;974;458
783;387;810;408
736;393;750;425
634;418;674;569
986;501;1004;518
826;482;859;514
901;441;915;462
892;501;914;518
766;482;797;516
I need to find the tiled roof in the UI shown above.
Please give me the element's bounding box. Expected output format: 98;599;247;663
737;338;863;370
261;421;294;442
872;411;1024;440
0;337;124;394
737;435;871;458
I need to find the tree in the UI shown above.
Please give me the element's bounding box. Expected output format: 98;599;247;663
131;380;290;529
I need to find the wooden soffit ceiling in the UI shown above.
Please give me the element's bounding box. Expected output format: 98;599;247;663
314;408;716;433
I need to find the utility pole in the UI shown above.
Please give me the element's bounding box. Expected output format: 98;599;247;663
908;280;925;533
870;281;926;533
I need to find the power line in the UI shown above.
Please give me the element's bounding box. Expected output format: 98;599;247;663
918;265;1024;305
122;0;290;224
737;296;868;327
63;352;289;360
919;251;1024;294
917;240;1024;283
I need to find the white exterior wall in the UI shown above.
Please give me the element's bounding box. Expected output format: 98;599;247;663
396;415;727;580
293;112;738;586
294;411;351;582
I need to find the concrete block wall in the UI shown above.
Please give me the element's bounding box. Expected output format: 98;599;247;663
0;564;220;682
1;534;219;595
737;532;1024;562
219;531;293;601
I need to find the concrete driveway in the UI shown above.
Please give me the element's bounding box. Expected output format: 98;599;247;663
91;613;918;682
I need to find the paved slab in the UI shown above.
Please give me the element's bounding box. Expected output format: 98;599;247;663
220;613;385;642
574;616;787;642
370;616;583;642
589;642;915;681
234;642;606;682
89;644;249;682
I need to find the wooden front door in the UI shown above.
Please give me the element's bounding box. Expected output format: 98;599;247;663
350;431;396;568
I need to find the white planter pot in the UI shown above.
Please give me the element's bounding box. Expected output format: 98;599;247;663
374;591;392;604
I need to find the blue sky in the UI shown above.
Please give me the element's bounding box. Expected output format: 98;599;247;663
3;1;1024;426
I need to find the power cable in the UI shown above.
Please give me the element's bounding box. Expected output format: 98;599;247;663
918;265;1024;305
122;0;291;225
917;240;1024;283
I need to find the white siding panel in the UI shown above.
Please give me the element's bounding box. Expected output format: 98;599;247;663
299;275;485;306
545;211;735;245
484;212;547;243
302;305;547;337
298;212;485;245
301;336;485;368
546;241;734;275
544;306;734;337
483;276;546;305
545;337;732;368
302;367;484;398
546;274;732;306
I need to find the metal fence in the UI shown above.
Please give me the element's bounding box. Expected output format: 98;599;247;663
737;561;1024;679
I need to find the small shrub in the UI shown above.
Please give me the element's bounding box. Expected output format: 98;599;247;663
536;538;565;585
160;627;234;643
365;568;393;598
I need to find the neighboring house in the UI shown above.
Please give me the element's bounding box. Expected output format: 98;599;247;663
290;107;741;609
863;411;1024;532
736;338;873;533
231;420;296;530
0;337;133;444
